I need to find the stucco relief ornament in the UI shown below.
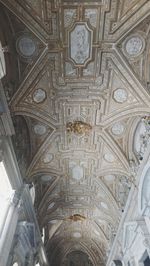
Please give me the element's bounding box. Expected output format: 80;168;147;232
137;116;150;161
66;121;92;135
124;35;145;57
85;9;97;28
142;116;150;128
143;238;150;250
111;122;125;136
43;153;53;163
113;88;128;103
129;159;138;176
16;34;37;58
119;175;132;189
33;88;46;103
129;159;138;187
73;232;81;238
64;9;76;28
33;124;47;135
69;23;92;66
104;153;115;163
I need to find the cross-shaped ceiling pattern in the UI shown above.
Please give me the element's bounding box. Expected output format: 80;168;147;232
1;0;150;265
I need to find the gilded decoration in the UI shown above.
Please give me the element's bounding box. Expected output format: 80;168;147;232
67;214;86;222
66;121;92;135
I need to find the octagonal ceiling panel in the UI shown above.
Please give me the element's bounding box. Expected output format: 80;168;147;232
68;22;93;66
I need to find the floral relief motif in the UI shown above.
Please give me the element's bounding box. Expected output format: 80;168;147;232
64;9;76;28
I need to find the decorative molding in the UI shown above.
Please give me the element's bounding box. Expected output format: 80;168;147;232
0;81;14;136
1;0;150;264
138;160;150;217
123;221;138;252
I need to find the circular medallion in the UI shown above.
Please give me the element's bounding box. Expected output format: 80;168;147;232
43;153;53;163
104;153;115;163
125;35;144;57
16;35;37;58
33;88;46;104
41;175;52;182
111;122;125;136
113;88;128;103
73;232;81;238
104;175;115;182
34;124;46;135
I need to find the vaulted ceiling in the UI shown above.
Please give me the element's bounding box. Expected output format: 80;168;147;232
1;0;150;265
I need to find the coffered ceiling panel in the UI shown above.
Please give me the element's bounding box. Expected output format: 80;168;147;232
1;0;150;265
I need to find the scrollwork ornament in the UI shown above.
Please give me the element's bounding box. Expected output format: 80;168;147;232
137;116;150;161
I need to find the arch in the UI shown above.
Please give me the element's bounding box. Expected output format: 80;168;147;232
62;250;94;266
11;115;31;177
49;238;103;266
128;116;150;164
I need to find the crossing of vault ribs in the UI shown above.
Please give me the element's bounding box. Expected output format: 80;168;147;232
1;0;150;265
